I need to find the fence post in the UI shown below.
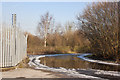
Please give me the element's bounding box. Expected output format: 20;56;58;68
1;23;2;67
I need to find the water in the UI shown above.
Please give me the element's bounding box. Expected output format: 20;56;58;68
40;54;120;71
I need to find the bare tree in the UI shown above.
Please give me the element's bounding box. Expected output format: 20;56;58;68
77;2;119;61
37;12;53;47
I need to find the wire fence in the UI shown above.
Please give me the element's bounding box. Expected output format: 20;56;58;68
0;26;27;67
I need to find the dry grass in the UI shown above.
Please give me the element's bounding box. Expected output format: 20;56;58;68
17;57;30;68
27;46;71;55
1;57;30;72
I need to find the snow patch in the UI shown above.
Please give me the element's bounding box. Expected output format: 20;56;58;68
28;55;107;80
77;54;120;66
95;70;120;77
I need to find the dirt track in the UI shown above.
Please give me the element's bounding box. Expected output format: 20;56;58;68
2;68;69;78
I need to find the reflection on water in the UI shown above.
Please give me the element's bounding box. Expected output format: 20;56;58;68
40;54;120;71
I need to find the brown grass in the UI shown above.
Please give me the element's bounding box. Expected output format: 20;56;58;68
1;57;30;72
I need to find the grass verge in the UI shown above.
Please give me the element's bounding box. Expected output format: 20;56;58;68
0;57;30;72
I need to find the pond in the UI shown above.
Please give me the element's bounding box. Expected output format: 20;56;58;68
40;54;120;72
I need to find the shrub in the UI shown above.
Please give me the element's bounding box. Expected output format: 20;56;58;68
74;46;91;53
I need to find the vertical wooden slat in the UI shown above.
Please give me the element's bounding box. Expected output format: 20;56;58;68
6;27;8;67
0;26;27;67
12;27;14;66
2;29;5;67
10;27;12;67
2;28;3;67
10;26;12;67
5;27;7;67
8;26;10;66
0;25;2;67
0;28;2;66
13;27;15;66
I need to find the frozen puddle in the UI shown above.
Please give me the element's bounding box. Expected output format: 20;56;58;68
28;54;120;80
29;55;104;79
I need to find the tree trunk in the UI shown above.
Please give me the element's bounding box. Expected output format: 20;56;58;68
44;30;47;47
44;37;47;47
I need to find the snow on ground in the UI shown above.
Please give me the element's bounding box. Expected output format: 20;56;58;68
94;70;120;77
28;54;120;80
77;54;120;76
77;53;120;66
28;55;107;80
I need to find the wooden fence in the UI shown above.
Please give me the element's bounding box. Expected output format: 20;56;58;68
0;26;27;67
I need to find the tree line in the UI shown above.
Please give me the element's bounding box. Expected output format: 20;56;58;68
27;2;120;62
